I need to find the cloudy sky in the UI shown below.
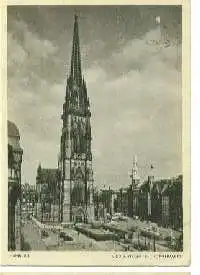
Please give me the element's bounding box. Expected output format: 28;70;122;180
7;5;182;189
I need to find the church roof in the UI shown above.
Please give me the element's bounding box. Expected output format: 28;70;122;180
8;120;20;138
7;120;22;151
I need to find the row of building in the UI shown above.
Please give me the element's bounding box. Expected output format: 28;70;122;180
96;175;183;230
7;117;183;252
34;160;183;231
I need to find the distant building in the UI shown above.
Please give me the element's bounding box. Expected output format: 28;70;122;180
113;174;183;230
113;156;142;218
21;183;37;219
94;187;113;221
35;165;60;223
128;155;141;217
8;120;23;250
137;175;183;229
114;188;129;215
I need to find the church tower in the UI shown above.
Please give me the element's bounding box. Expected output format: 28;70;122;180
130;155;140;187
59;15;95;223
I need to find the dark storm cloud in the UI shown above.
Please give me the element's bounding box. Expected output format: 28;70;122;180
7;5;182;188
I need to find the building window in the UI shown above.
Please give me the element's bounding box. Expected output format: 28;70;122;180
8;167;12;178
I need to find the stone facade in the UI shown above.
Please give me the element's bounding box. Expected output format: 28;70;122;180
36;166;60;223
8;120;23;251
59;15;95;223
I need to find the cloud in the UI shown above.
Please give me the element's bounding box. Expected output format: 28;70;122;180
7;12;182;189
8;18;63;183
10;19;57;58
86;27;182;188
8;18;58;83
7;33;27;66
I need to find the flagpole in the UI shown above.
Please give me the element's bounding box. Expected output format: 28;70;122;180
148;164;154;222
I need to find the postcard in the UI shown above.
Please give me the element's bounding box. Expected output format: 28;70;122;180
0;0;190;266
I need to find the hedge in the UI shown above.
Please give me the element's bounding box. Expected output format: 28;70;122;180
140;229;160;240
75;226;114;241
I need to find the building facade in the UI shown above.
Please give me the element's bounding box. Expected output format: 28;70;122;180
112;174;183;230
93;187;113;221
135;175;183;229
35;165;60;223
114;188;129;215
21;183;38;219
8;120;23;250
59;15;95;223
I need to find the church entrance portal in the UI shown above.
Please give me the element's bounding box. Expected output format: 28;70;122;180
72;207;86;223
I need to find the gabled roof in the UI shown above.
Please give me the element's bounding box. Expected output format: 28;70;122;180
41;168;58;180
7;121;22;150
37;168;59;185
8;120;20;138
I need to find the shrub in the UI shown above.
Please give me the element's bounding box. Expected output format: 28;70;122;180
164;236;171;242
132;240;149;251
59;232;65;238
91;222;101;229
140;229;160;240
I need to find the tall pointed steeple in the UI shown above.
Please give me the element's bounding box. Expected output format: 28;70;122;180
70;14;82;85
130;155;140;187
63;14;90;117
60;14;94;224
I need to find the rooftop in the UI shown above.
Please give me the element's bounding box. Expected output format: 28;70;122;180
8;120;20;138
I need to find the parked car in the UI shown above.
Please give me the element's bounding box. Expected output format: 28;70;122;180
59;231;73;241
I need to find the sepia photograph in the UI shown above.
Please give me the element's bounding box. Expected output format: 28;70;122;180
0;0;190;266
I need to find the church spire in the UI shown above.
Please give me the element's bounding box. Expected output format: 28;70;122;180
70;14;82;85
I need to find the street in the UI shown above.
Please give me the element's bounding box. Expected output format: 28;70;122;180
20;215;181;251
22;220;47;250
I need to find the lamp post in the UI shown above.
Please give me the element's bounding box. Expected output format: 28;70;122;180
153;235;156;251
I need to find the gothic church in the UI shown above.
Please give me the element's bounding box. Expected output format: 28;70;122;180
58;15;95;223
